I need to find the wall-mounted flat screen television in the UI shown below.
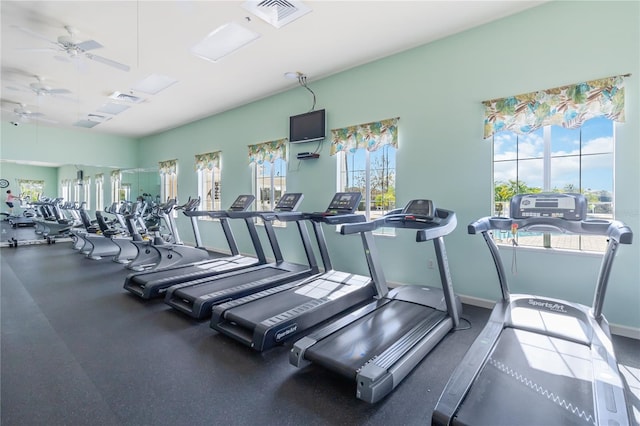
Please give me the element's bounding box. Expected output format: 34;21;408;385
289;109;326;143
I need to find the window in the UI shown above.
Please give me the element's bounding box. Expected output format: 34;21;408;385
83;177;91;209
18;179;44;205
120;184;131;203
337;145;396;221
248;139;287;216
195;151;222;218
492;118;614;251
332;118;398;235
110;170;121;206
61;179;71;203
484;75;625;253
73;181;81;203
95;174;104;211
159;160;178;202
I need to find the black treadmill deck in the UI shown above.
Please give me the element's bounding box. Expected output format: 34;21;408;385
304;300;444;378
454;327;595;426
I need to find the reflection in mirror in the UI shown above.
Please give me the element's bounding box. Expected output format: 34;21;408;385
121;168;160;203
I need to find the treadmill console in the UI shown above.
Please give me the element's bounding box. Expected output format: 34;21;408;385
402;199;435;219
229;195;256;211
274;193;304;212
325;192;362;215
510;193;586;220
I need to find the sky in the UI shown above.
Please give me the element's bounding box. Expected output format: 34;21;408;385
493;117;614;192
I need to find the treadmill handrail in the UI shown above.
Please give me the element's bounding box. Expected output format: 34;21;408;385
303;212;366;225
468;216;632;244
340;208;456;240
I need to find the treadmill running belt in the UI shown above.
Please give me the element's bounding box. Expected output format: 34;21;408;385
173;266;287;298
305;301;439;378
453;328;595;426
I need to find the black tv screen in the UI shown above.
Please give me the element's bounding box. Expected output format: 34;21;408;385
289;109;326;143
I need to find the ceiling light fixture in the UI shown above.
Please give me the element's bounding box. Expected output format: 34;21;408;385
132;74;178;95
191;22;260;63
96;102;130;115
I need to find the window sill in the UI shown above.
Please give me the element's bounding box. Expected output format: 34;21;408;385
495;242;604;258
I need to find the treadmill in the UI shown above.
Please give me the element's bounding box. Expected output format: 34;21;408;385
290;199;461;403
164;193;320;319
123;194;265;299
210;192;380;352
432;193;633;426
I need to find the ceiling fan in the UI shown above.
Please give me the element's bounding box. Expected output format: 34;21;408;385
15;24;130;72
6;75;74;100
1;99;57;124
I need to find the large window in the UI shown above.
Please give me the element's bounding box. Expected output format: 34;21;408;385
61;179;71;203
83;177;91;209
332;118;398;234
73;181;81;203
484;75;625;253
249;139;287;214
492;118;614;252
95;174;104;211
337;144;396;222
159;160;178;203
195;151;222;217
18;179;44;205
110;170;122;206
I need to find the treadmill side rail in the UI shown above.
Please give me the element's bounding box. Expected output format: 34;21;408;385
357;314;452;403
590;315;632;424
432;301;508;426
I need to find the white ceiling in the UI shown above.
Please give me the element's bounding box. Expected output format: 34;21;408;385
1;0;544;138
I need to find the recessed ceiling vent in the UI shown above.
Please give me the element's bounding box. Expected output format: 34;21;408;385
242;0;311;29
109;91;145;104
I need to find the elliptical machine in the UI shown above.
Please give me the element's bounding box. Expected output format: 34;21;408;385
125;197;208;271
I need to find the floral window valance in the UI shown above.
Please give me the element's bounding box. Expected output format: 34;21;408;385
483;75;627;139
195;151;221;171
110;169;121;183
18;179;44;186
95;174;104;184
159;159;177;176
248;138;287;164
330;117;399;156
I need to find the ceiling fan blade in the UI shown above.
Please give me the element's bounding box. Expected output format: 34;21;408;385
85;53;130;72
13;25;57;45
16;47;61;53
48;88;72;95
76;39;103;51
32;115;58;124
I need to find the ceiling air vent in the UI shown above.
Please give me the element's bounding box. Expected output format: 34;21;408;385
109;91;145;104
242;0;311;29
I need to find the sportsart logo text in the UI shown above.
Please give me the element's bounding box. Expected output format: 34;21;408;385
275;324;298;342
528;299;568;313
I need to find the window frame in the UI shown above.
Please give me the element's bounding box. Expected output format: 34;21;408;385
491;118;615;253
336;144;397;236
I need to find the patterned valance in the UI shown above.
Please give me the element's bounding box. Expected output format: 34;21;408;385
110;169;121;182
483;75;627;139
159;159;177;175
95;174;104;183
195;151;221;171
61;179;73;186
248;138;287;164
330;117;399;156
18;179;45;186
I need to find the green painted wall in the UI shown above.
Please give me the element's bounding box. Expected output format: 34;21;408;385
138;1;640;329
2;1;638;330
